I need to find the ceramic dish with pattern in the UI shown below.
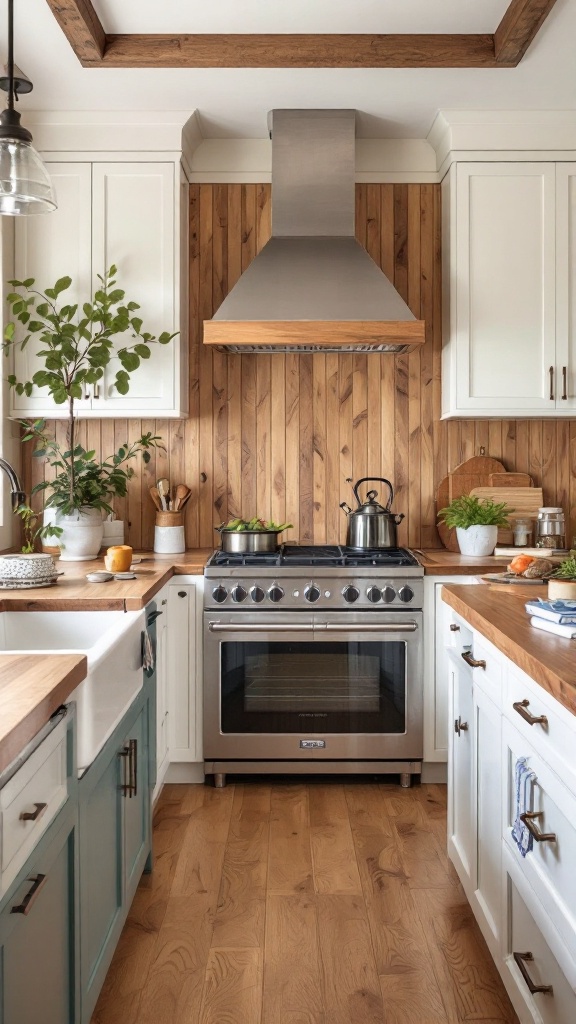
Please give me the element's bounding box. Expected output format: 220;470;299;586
0;577;59;589
0;553;57;580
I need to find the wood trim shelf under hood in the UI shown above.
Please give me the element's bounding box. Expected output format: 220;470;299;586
203;319;425;352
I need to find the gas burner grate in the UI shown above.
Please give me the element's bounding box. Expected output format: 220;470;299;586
207;544;420;569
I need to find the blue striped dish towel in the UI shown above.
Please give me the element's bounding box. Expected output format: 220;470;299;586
511;757;537;857
142;629;154;672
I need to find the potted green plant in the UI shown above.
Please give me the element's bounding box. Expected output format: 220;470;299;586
3;266;174;559
548;555;576;600
438;494;513;556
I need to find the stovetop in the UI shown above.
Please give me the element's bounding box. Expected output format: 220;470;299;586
206;544;420;569
204;545;423;610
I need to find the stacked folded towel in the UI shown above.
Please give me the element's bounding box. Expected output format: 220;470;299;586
525;598;576;639
511;757;537;858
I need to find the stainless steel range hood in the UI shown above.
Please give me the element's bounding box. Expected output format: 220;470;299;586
203;109;425;354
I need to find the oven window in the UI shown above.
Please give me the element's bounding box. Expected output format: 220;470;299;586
220;641;406;734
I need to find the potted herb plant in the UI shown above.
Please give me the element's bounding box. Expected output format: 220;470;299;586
438;494;513;556
548;555;576;600
3;266;174;559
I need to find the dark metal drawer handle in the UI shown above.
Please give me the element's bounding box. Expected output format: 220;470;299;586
520;811;557;843
562;365;567;401
11;874;47;915
120;739;138;798
449;623;460;632
513;951;553;995
461;651;486;669
454;717;469;736
19;802;47;822
513;699;548;727
549;365;554;401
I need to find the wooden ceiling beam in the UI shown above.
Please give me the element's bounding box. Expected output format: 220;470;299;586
495;0;559;66
45;0;106;63
44;0;559;69
100;34;497;69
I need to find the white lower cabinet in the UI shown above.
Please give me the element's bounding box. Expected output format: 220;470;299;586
445;601;576;1024
163;577;204;781
154;583;171;795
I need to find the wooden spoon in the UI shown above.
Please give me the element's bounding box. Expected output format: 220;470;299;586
173;483;190;511
175;485;192;510
149;486;163;511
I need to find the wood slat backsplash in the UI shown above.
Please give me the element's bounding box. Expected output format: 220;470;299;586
23;183;576;549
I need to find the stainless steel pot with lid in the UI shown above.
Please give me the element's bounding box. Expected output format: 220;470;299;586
340;477;405;549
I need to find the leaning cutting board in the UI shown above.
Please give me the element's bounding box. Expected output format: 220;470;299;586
470;486;544;544
436;456;506;552
488;473;533;488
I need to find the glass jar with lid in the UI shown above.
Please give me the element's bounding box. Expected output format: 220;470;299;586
535;507;565;549
513;517;533;547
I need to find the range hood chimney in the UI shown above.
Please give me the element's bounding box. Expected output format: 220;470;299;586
203;109;425;354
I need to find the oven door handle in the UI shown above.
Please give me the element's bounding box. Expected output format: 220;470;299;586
208;622;316;632
320;622;418;632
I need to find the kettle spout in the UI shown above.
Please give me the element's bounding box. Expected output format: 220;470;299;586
394;513;405;525
340;501;353;516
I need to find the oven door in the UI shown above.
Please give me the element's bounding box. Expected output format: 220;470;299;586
203;611;423;761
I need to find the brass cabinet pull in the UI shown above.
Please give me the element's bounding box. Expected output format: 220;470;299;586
513;699;548;727
11;874;47;915
449;623;460;632
461;651;486;669
520;811;557;843
513;951;553;995
562;365;567;401
454;717;469;736
93;382;100;399
120;739;137;797
549;365;554;401
84;387;90;400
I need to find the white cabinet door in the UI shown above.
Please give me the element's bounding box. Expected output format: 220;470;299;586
154;585;170;795
473;683;502;959
555;163;576;410
447;649;475;892
425;575;480;764
91;163;179;415
11;162;93;418
443;162;557;417
167;579;202;764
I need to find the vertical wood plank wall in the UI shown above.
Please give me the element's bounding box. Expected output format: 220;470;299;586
23;183;576;549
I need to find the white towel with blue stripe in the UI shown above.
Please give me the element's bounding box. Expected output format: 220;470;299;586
511;757;537;857
142;628;154;672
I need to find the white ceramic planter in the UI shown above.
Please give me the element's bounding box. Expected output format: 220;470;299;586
55;507;104;561
456;524;498;557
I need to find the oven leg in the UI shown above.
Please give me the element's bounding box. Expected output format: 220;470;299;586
399;772;411;789
214;773;227;789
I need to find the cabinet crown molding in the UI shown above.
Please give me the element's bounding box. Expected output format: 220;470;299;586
429;109;576;173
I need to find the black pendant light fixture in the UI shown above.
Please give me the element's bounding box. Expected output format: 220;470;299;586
0;0;56;215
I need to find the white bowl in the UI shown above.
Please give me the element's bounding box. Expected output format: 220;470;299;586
0;553;57;580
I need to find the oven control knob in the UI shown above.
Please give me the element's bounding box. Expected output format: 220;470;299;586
212;585;228;604
304;584;321;603
367;586;381;603
268;585;284;603
342;585;360;603
249;585;265;603
381;585;396;604
398;585;414;604
231;585;247;603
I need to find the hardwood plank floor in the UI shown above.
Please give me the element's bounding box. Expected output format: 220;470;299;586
92;781;519;1024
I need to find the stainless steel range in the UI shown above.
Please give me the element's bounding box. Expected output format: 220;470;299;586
203;545;424;787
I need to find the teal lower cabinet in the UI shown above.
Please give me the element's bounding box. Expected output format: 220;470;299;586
0;803;79;1024
78;684;152;1024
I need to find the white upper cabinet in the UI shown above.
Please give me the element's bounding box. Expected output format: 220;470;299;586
442;161;576;417
10;158;188;419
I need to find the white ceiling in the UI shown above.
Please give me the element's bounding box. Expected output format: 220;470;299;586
2;0;575;139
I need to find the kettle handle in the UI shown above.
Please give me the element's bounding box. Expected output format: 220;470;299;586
352;477;394;511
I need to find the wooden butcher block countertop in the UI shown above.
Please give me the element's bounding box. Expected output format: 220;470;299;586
415;550;511;575
0;549;212;611
0;653;87;774
442;583;576;717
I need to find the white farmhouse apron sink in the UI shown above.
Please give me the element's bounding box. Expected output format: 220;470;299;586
0;610;146;773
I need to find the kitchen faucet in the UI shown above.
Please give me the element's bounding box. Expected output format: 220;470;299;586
0;457;25;509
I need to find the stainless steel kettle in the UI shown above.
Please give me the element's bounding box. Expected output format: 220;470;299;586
340;477;405;549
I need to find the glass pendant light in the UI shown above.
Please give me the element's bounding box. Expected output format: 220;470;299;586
0;0;56;215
